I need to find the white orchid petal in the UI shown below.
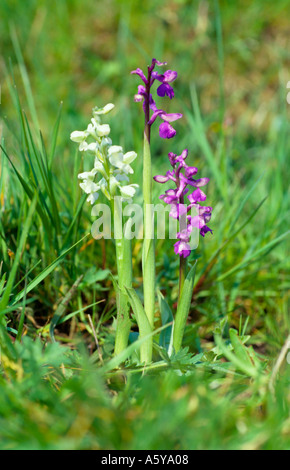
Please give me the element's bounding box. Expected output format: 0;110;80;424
115;173;130;182
119;184;138;198
100;137;112;148
98;178;110;199
93;158;105;173
70;130;88;142
87;192;99;204
96;123;110;136
123;164;134;174
80;180;99;194
108;145;123;156
123;151;137;164
78;168;97;179
79;141;89;151
109;154;123;169
93;103;115;115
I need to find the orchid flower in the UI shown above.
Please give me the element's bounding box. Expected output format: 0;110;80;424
71;103;138;357
131;58;182;363
154;149;213;259
154;148;213;354
71;104;138;204
131;59;182;139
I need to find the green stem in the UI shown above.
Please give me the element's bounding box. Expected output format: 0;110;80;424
178;256;187;301
177;185;187;301
113;198;132;356
142;133;155;328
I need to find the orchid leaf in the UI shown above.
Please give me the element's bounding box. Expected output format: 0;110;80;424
172;261;197;353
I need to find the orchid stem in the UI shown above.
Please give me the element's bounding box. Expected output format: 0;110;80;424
142;132;155;329
113;199;132;356
142;68;155;331
178;256;187;301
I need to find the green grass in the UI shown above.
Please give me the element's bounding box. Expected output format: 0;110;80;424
0;0;289;450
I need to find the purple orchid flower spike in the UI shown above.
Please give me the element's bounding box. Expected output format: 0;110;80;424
131;58;182;140
131;57;182;339
131;58;214;356
154;149;213;258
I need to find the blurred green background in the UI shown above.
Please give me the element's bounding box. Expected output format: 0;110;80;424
1;0;289;140
1;0;288;327
0;0;289;450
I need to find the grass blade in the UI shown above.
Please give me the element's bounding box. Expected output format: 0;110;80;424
0;193;38;314
11;233;89;305
217;230;290;282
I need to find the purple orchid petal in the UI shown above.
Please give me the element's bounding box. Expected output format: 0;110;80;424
165;170;177;182
169;205;179;219
169;203;187;219
187;188;207;203
198;206;212;215
200;225;213;237
202;212;212;223
152;70;177;84
189;209;212;230
165;189;178;197
160;195;175;204
180;149;188;160
176;226;192;241
163;70;178;83
160;195;178;204
179;173;197;187
131;68;148;84
176;179;187;198
168;152;177;166
153;175;170;183
159;122;176;139
134;94;143;102
174;240;191;258
171;151;189;175
160;112;183;123
149;94;157;111
160;188;179;204
179;174;209;188
151;58;167;67
137;85;146;94
157;83;175;99
190;215;206;229
151;71;164;82
148;109;164;125
192;177;210;187
184;166;198;177
135;85;147;103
